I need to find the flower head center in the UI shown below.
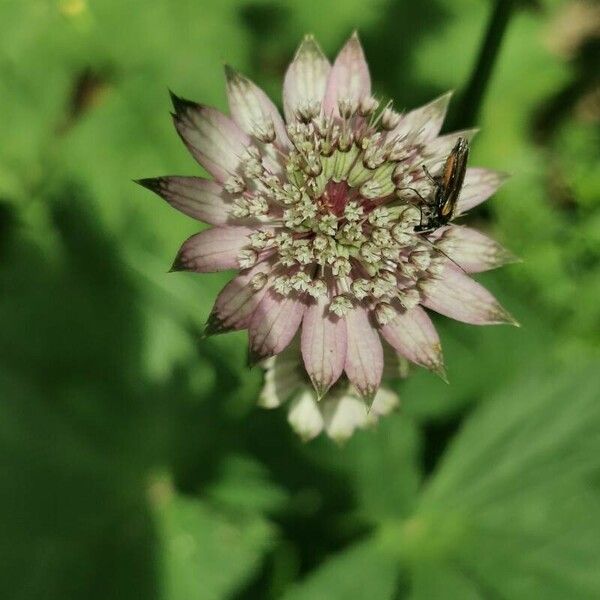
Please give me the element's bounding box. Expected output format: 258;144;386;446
321;180;351;217
226;105;448;315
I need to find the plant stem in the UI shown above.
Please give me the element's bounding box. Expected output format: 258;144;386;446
449;0;517;130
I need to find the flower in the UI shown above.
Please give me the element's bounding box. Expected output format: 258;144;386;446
259;340;407;442
138;33;517;406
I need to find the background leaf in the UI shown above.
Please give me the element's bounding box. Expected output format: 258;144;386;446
153;482;276;600
406;365;600;599
281;539;400;600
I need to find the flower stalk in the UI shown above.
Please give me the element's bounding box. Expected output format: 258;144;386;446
449;0;518;130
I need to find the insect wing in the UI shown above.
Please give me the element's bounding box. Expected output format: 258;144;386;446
440;141;459;189
440;138;469;219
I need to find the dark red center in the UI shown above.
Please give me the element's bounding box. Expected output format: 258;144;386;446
320;180;351;217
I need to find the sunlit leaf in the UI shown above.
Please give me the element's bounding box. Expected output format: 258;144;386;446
403;366;600;599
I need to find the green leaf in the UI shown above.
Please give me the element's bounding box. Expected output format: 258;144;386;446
410;562;482;600
153;483;275;600
400;365;600;599
281;539;400;600
206;453;289;514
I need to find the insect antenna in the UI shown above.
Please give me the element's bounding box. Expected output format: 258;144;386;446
422;165;437;183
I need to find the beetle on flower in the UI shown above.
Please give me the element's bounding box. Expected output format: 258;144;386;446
138;33;518;437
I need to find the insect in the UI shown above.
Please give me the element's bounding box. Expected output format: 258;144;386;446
414;137;470;232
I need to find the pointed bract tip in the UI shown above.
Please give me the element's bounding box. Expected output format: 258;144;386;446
345;30;365;51
311;379;329;402
295;34;324;59
460;127;480;141
223;64;237;81
169;90;198;113
169;254;188;273
498;248;522;266
201;312;231;338
433;90;454;106
427;343;448;382
135;177;163;194
359;386;377;406
495;305;520;327
168;88;181;108
495;170;512;185
432;362;449;384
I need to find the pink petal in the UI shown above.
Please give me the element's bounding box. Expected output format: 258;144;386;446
249;291;306;360
323;32;371;116
456;168;509;214
172;226;253;272
438;225;519;273
225;66;289;149
205;262;272;335
344;306;383;401
171;93;250;183
137;177;236;226
380;306;446;378
390;91;453;143
283;35;331;122
421;266;517;325
301;294;347;397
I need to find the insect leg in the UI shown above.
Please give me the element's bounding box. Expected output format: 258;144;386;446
395;186;430;230
395;186;428;204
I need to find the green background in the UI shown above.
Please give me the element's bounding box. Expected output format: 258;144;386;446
1;0;599;598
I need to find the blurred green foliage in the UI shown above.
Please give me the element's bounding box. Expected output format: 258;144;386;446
1;0;599;598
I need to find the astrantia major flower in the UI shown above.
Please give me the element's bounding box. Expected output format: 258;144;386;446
139;33;517;417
